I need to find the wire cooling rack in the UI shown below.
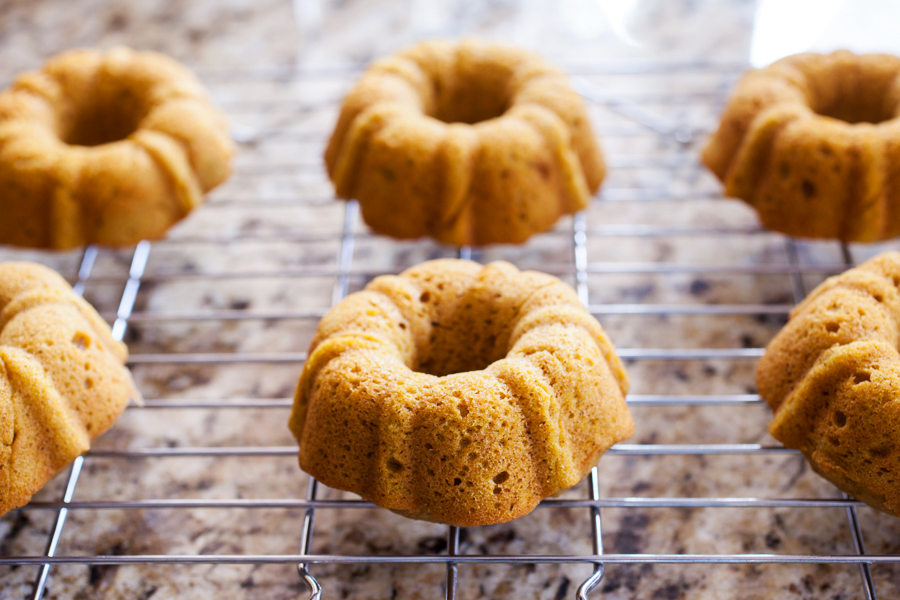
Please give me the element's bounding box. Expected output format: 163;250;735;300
2;57;900;599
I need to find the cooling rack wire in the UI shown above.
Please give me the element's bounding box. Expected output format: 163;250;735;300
1;58;898;599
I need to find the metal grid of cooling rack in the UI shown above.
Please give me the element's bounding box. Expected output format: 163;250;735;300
2;57;900;599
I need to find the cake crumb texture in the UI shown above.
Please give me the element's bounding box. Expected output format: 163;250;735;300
290;259;633;526
0;261;134;515
758;251;900;515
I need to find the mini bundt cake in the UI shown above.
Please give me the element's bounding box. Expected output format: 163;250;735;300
703;50;900;242
0;262;137;515
289;259;633;526
758;252;900;515
325;40;606;246
0;47;234;249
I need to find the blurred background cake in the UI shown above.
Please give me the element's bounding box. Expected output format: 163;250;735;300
325;40;606;245
0;46;233;249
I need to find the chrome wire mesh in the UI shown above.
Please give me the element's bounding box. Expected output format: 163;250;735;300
1;58;899;599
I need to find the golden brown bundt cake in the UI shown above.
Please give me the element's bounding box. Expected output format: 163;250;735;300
325;40;606;246
703;50;900;242
0;262;136;515
289;259;633;526
0;47;234;249
758;252;900;515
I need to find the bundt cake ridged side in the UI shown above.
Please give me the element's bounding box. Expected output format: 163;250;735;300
702;50;900;242
0;262;136;515
325;40;605;246
0;47;234;249
289;259;632;527
757;252;900;515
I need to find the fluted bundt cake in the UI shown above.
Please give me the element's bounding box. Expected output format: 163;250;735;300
0;262;137;516
325;40;606;246
0;47;234;249
703;50;900;242
758;252;900;515
289;259;633;526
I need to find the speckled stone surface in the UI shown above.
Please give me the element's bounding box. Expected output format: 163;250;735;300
1;0;900;598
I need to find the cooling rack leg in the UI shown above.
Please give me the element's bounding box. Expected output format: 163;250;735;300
295;199;359;598
782;238;806;304
577;566;605;600
298;568;323;600
572;213;606;598
30;245;98;600
30;242;149;599
445;242;473;599
71;245;98;297
785;241;878;599
29;457;84;600
297;477;322;600
458;245;481;263
576;467;606;600
835;244;877;600
444;526;461;600
844;493;877;600
332;200;359;305
444;242;481;599
572;213;588;306
840;243;854;267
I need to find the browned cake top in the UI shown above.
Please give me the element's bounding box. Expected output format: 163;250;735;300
290;259;633;526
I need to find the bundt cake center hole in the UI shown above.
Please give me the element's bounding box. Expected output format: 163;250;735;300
412;314;505;377
62;90;148;147
430;75;512;125
812;91;895;124
413;334;500;376
412;312;511;376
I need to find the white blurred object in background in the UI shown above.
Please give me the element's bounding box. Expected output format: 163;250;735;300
558;0;641;45
293;0;323;39
596;0;642;46
752;0;900;67
412;0;454;36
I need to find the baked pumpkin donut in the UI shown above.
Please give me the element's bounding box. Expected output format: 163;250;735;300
325;40;606;246
703;50;900;242
0;47;234;249
758;252;900;515
289;259;633;526
0;262;137;515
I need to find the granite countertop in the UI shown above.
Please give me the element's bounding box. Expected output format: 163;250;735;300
1;0;899;598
